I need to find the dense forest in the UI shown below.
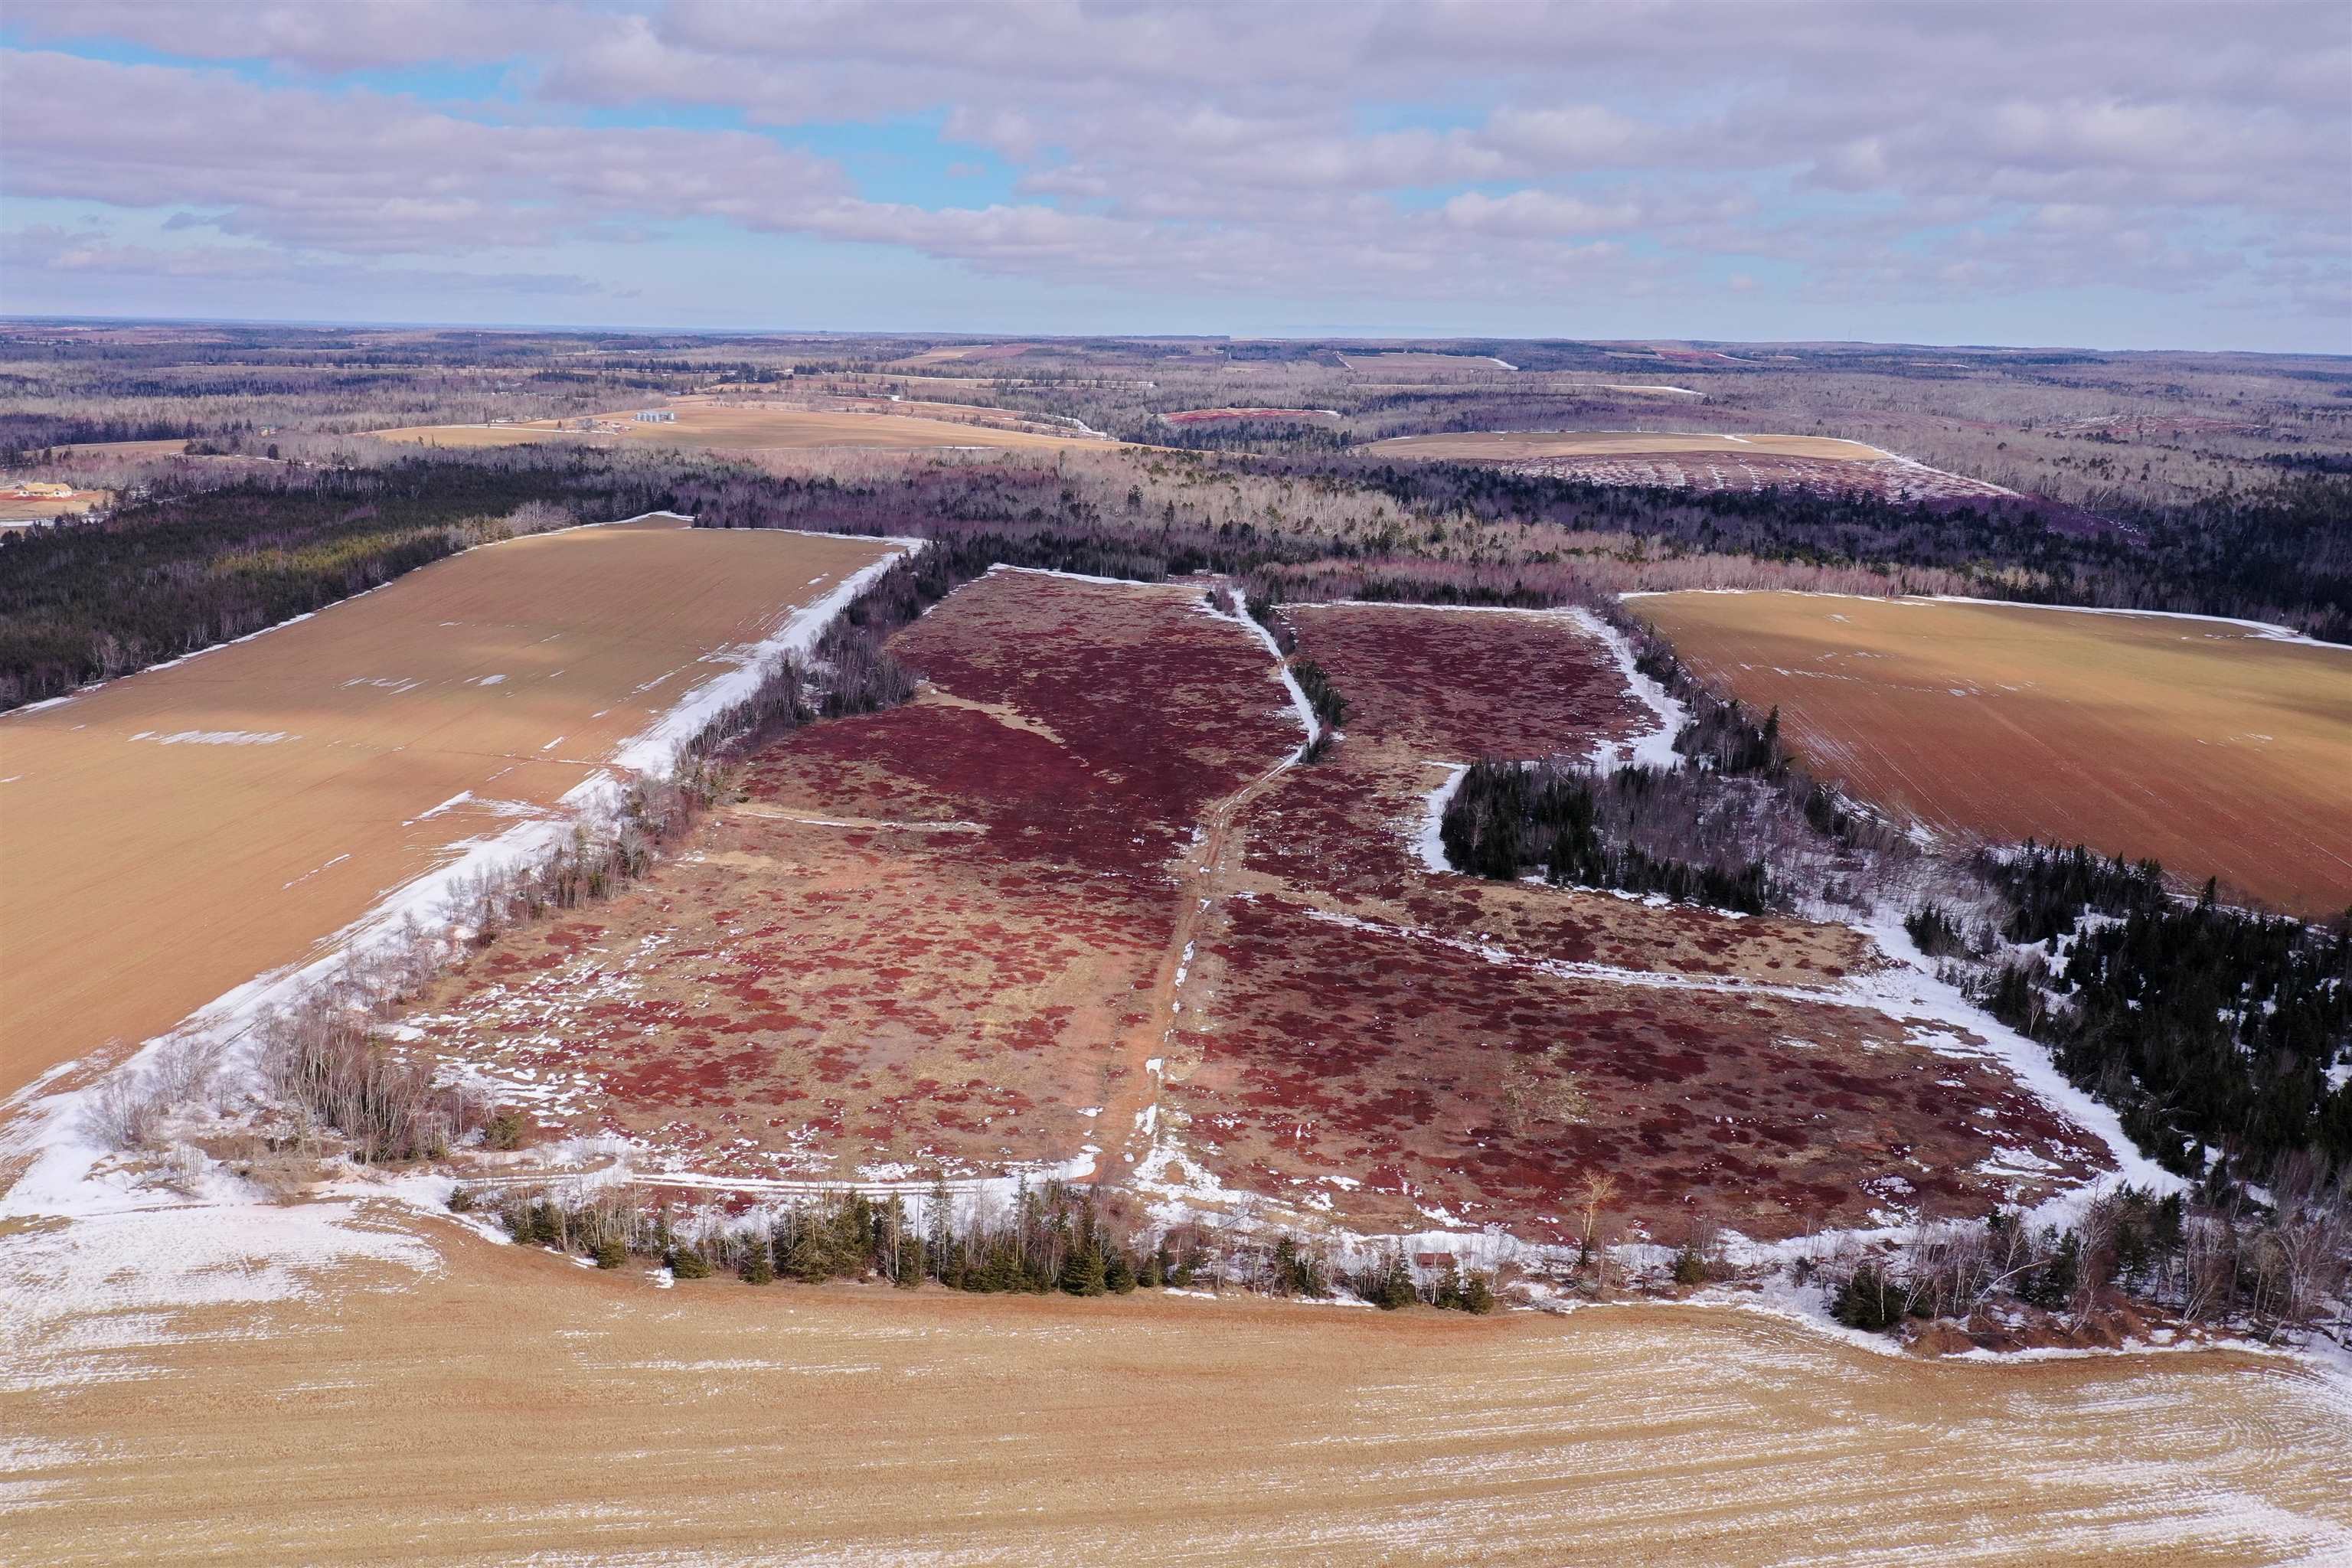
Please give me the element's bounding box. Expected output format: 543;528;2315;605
1439;758;1784;913
1974;846;2352;1176
1280;458;2352;642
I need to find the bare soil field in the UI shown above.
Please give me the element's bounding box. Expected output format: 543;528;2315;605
8;1209;2347;1567
1633;593;2352;916
47;437;191;459
399;570;1303;1178
885;341;1041;368
0;489;109;524
371;395;1108;452
1362;430;1892;460
0;518;899;1099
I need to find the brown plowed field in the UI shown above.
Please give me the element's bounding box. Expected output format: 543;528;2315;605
401;571;1302;1176
371;394;1106;452
1633;593;2352;916
0;518;898;1097
0;490;109;525
1151;602;2099;1241
11;1210;2347;1566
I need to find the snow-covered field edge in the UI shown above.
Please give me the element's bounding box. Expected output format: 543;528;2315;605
1617;585;2339;648
0;524;926;1287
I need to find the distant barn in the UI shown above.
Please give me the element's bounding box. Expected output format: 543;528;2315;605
633;410;677;423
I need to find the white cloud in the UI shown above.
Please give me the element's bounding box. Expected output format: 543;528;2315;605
0;0;2344;340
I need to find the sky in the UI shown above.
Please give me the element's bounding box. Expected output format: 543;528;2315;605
0;0;2345;351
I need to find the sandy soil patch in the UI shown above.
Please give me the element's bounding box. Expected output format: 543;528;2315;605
0;518;899;1099
5;1209;2346;1566
1633;593;2352;916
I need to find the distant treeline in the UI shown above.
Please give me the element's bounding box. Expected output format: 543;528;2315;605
0;412;202;454
1266;459;2352;643
0;452;682;710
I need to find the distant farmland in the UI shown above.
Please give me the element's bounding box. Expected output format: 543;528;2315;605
1361;430;1889;461
1338;351;1518;372
0;518;900;1098
0;488;109;525
371;395;1106;453
1633;592;2352;916
1358;430;2011;500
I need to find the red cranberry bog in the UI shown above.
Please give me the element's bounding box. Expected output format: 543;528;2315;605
400;569;1304;1187
1140;600;2132;1253
403;577;2147;1263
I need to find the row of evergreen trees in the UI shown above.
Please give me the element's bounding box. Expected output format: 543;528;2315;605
1972;844;2352;1174
1439;758;1781;914
471;1180;1497;1311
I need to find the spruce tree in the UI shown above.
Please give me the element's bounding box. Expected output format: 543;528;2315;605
1060;1240;1108;1297
1460;1270;1496;1315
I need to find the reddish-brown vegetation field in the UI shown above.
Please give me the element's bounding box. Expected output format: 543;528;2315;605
403;570;1302;1178
1147;602;2102;1242
403;583;2121;1247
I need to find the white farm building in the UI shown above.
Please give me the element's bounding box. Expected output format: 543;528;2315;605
633;409;677;423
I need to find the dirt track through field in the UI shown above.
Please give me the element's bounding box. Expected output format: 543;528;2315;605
0;518;897;1096
1635;592;2352;916
1099;608;1307;1169
6;1210;2347;1566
